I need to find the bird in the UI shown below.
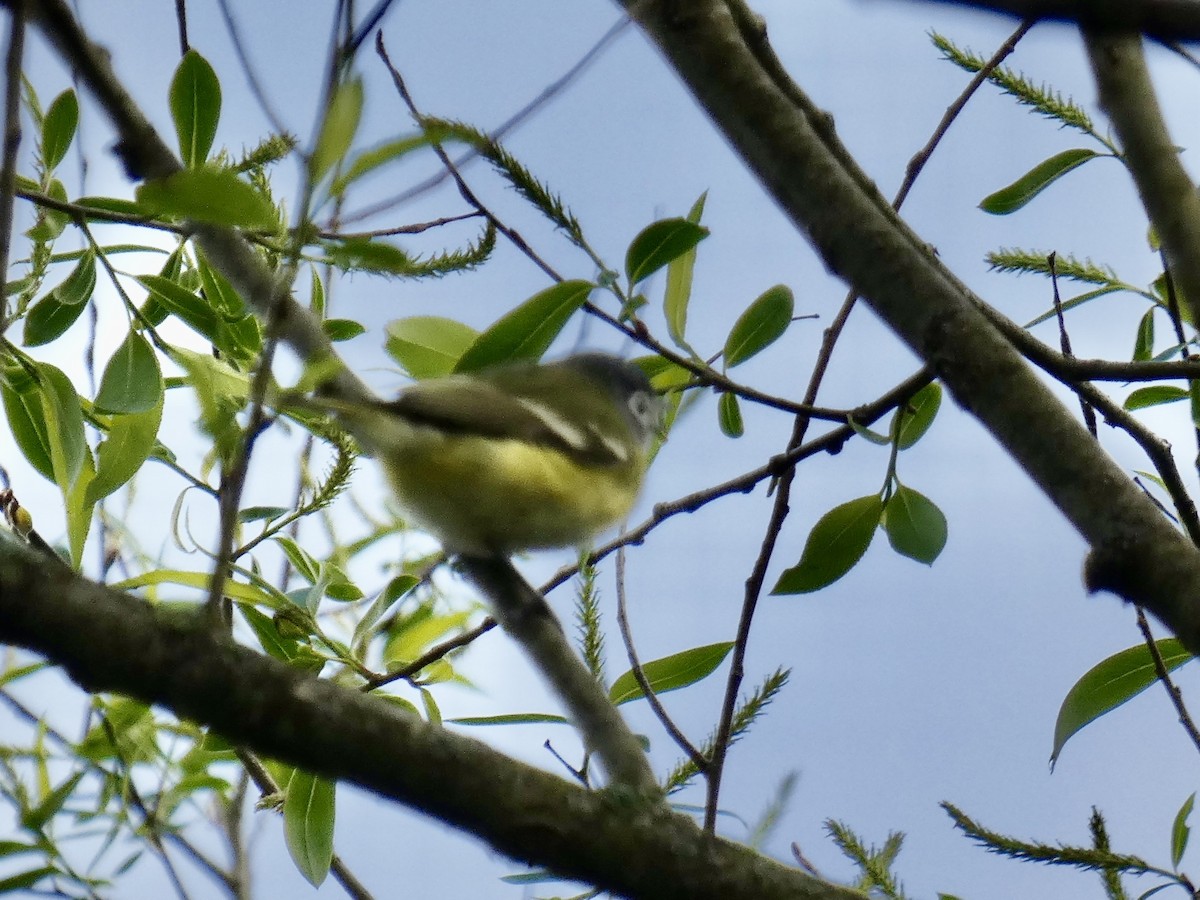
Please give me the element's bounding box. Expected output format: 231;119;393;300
301;352;664;557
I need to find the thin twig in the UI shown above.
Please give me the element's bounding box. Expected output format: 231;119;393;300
0;0;24;333
701;18;1032;830
614;544;707;773
361;618;498;691
1134;608;1200;754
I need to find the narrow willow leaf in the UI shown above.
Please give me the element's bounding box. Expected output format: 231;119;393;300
138;274;221;343
169;50;221;168
609;642;734;705
893;382;941;450
979;148;1099;214
1172;793;1194;869
86;402;164;505
455;280;592;373
448;713;570;726
718;391;744;437
321;318;366;342
1125;385;1187;411
238;506;289;524
38;363;86;492
137;168;276;230
331;132;437;196
1024;284;1124;328
64;451;96;569
1;368;54;479
323;237;414;275
21;771;85;830
663;192;707;349
274;535;319;585
94;331;163;414
282;770;335;887
847;416;891;446
311;78;363;183
41;89;79;172
772;495;884;594
724;285;794;368
385;316;478;378
1191;380;1200;431
1050;639;1192;768
1133;307;1155;362
0;866;60;893
883;485;947;565
625;218;709;287
112;568;287;610
352;574;419;649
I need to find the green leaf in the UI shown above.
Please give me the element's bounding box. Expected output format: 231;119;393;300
663;192;707;349
323;237;414;275
21;770;84;831
23;250;97;346
311;78;364;183
86;402;163;505
847;416;891;446
724;285;794;368
0;866;59;894
892;382;941;450
1;367;54;479
1125;385;1187;411
275;535;320;585
169;50;221;168
26;178;69;241
137;274;220;343
883;485;947;564
64;446;96;568
322;318;366;342
38;363;87;493
448;713;569;726
385;316;478;378
609;642;734;705
718;391;744;437
1172;792;1194;869
167;346;249;457
454;279;592;373
772;494;883;594
352;574;419;649
282;769;335;887
979;148;1099;215
137;167;276;230
23;294;85;347
1133;307;1155;362
41;89;79;172
625;217;709;287
1050;639;1192;768
331;131;438;196
94;331;163;414
238;506;289;524
112;568;288;610
1191;380;1200;432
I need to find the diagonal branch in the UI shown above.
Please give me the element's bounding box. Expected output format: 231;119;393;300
899;0;1200;40
0;541;863;900
617;0;1200;651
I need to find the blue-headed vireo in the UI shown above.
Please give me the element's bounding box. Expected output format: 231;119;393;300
307;353;663;556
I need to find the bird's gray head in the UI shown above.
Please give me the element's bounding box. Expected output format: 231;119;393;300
562;353;664;447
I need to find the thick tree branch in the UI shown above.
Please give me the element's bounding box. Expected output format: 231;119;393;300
904;0;1200;40
0;541;863;900
617;0;1200;650
1083;31;1200;325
